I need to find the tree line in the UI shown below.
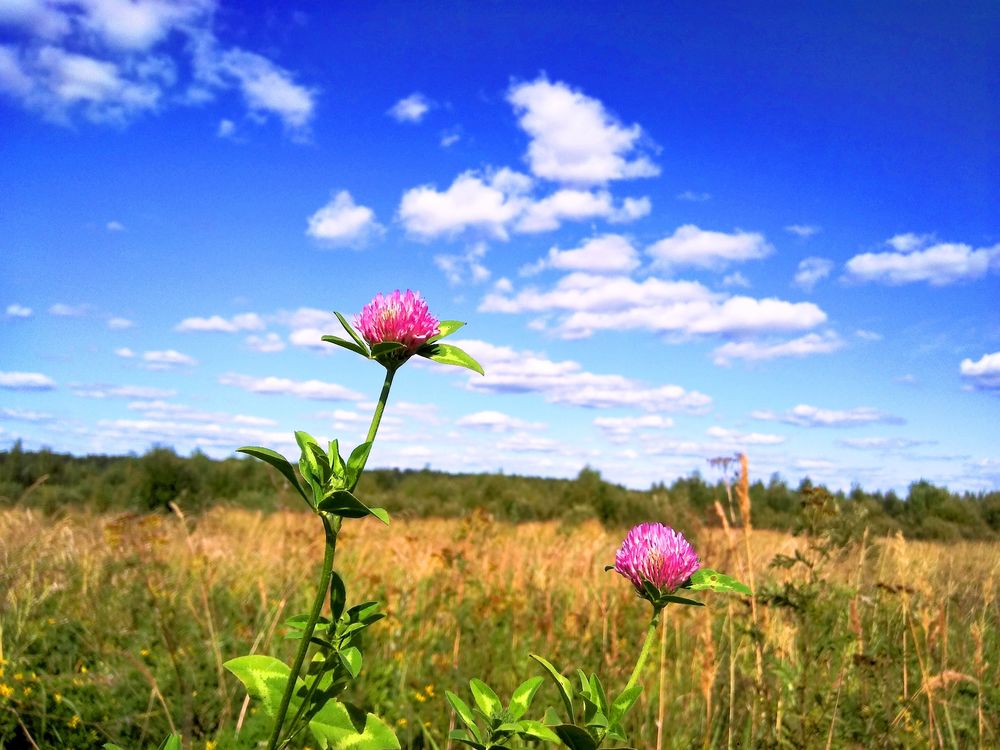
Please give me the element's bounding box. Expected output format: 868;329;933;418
1;441;998;540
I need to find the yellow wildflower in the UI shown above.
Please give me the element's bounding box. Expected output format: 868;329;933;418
68;715;81;729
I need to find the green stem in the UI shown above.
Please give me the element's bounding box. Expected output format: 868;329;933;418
267;516;339;750
350;366;396;488
623;607;662;697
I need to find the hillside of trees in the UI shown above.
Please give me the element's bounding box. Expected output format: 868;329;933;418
1;442;999;540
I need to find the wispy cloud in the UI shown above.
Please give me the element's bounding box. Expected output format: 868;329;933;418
793;257;833;291
456;410;546;432
219;373;362;401
785;224;821;238
388;92;432;123
751;404;905;427
176;313;264;333
0;371;56;390
5;303;32;318
141;349;198;370
711;331;844;366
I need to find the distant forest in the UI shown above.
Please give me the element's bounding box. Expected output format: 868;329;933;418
1;442;998;540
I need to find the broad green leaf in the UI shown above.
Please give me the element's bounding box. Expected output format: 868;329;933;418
589;674;609;717
339;646;362;679
224;655;303;718
317;489;390;525
609;683;642;726
329;439;347;485
297;431;325;501
346;441;373;489
426;320;465;344
661;594;704;607
309;699;400;750
576;669;590;698
330;572;347;621
370;341;406;358
446;691;483;742
322;334;369;358
237;446;309;504
507;676;543;721
156;736;182;750
552;724;599;750
415;343;484;375
347;601;382;622
286;614;331;630
686;569;752;595
530;653;574;719
517;720;561;743
334;311;370;356
469;678;503;719
447;730;486;750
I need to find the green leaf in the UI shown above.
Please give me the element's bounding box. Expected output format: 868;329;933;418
469;678;503;720
317;489;390;525
237;446;309;504
346;441;373;489
507;676;544;721
517;720;561;743
661;594;704;607
446;691;482;742
156;736;182;750
415;342;485;375
224;655;303;718
339;646;362;679
104;745;127;750
609;684;642;726
552;724;599;750
322;334;370;358
686;569;752;595
330;572;347;621
426;320;465;344
334;311;370;356
530;653;574;719
309;699;400;750
589;674;609;718
447;730;486;750
329;439;347;485
370;341;406;358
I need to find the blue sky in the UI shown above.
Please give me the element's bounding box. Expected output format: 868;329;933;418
2;1;998;493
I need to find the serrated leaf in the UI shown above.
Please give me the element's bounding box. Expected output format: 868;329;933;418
317;489;390;525
339;646;362;679
238;446;309;504
507;676;544;721
530;653;574;719
309;699;400;750
686;569;752;595
322;334;370;358
609;683;642;726
330;572;347;621
224;655;303;718
446;691;482;742
346;441;373;489
426;320;465;344
553;724;599;750
415;343;484;375
469;678;503;719
334;311;370;356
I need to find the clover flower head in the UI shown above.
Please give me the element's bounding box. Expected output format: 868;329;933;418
614;522;700;597
354;290;440;356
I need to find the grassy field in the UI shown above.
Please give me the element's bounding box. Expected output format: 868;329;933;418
1;506;997;749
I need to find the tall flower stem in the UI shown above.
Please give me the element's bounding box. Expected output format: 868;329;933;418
267;516;339;750
623;607;663;698
364;367;396;453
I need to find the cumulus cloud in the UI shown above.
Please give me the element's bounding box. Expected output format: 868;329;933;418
175;312;264;333
435;242;491;286
387;92;431;122
960;351;1000;393
246;332;285;353
515;189;649;233
711;331;844;366
521;234;640;276
481;273;827;340
454;339;712;413
648;225;773;270
5;303;32;318
793;257;833;291
507;76;659;184
845;235;1000;285
306;190;383;246
141;349;197;369
751;404;904;428
456;410;546;432
219;372;362;401
0;370;56;390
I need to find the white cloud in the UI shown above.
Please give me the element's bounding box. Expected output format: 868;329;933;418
49;302;90;316
711;331;844;366
960;351;1000;393
515;189;649;233
388;92;431;123
106;219;125;231
289;328;328;350
435;242;491;286
246;332;285;353
647;225;773;270
5;303;32;318
95;416;291;451
114;347;135;358
854;329;882;341
126;399;276;426
175;312;264;333
846;235;1000;286
785;224;821;238
0;371;56;390
0;407;53;422
216;117;235;137
0;1;72;39
212;48;315;133
751;404;904;427
71;383;176;398
705;426;786;446
141;349;197;369
793;257;833;291
306;190;383;246
677;190;710;202
456;410;545;432
107;316;133;329
507;76;659;184
722;271;751;288
75;0;211;50
219;372;362;401
440;131;460;148
594;415;673;443
522;234;640;276
840;437;930;451
455;339;712;413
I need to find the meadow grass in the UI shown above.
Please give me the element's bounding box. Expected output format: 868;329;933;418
1;506;997;749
